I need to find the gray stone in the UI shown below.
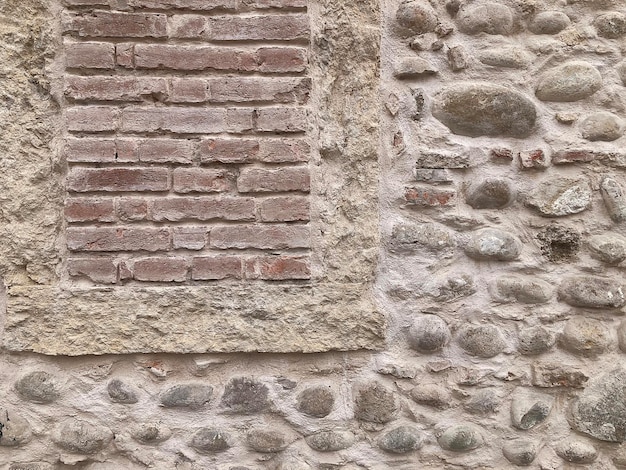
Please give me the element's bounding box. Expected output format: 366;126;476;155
580;112;623;141
9;465;53;470
389;222;455;254
53;419;113;454
478;47;533;69
619;61;626;86
160;384;213;409
393;57;437;79
457;324;506;358
415;150;471;168
407;314;451;352
532;362;589;388
601;178;626;223
378;426;422;453
536;62;602;102
594;12;626;38
559;276;625;308
221;377;270;414
465;178;515;209
502;439;538;466
447;45;468;72
432;83;537;138
190;428;232;453
395;0;438;36
526;177;592;217
464;228;522;261
555;439;598;463
131;422;172;444
436;273;476;301
511;388;554;430
15;371;60;404
354;381;399;423
414;168;453;184
0;408;31;447
305;430;355;452
529;11;571;34
247;429;288;453
559;317;612;357
457;3;514;35
492;277;553;304
619;320;626;353
107;379;138;404
464;390;500;415
410;384;451;409
589;233;626;264
438;424;483;452
518;326;555;355
537;225;581;262
296;385;334;418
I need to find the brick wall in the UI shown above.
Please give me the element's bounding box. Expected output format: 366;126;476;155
62;0;311;284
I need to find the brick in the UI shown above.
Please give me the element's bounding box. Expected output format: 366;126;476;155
120;107;226;134
65;198;115;223
257;47;307;73
209;77;310;104
226;108;255;133
67;168;169;192
151;197;255;222
192;256;242;280
64;0;111;6
117;198;148;221
67;227;170;252
137;139;194;164
65;138;117;163
116;43;134;68
490;148;514;162
66;107;118;133
210;225;310;249
67;257;118;284
65;42;115;69
173;227;207;250
173;168;235;193
133;257;188;282
64;12;167;38
246;255;310;280
169;78;209;103
65;76;167;102
207;15;309;41
519;149;550;170
258;196;309;222
114;139;139;162
552;149;607;165
168;15;209;39
248;0;307;7
238;167;309;193
415;151;469;169
127;0;237;9
133;45;257;71
198;138;309;163
256;108;307;133
404;186;456;206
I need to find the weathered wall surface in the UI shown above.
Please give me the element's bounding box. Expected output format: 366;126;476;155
2;0;626;468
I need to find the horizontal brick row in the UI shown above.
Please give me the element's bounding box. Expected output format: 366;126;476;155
68;254;310;284
66;224;310;251
65;76;310;104
65;137;309;163
63;0;307;11
66;196;310;223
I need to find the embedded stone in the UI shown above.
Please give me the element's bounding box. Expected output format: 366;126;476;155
531;362;589;388
131;423;172;444
393;57;437;79
559;317;611;357
378;426;422;453
465;178;515;209
511;388;554;430
594;12;626;38
503;439;538;466
221;377;270;414
407;314;451;352
529;11;571;34
107;379;138;404
432;84;537;138
464;390;500;415
580;112;623;141
438;424;483;452
247;429;288;453
589;233;626;264
190;428;232;453
537;225;581;262
491;277;553;304
160;384;213;409
526;177;592;217
9;465;53;470
395;0;438;36
518;326;555;355
15;371;60;404
519;149;550;170
619;61;626;85
457;3;514;35
559;276;625;308
447;45;468;72
354;381;399;423
389;222;455;253
414;168;453;184
618;320;626;353
555;439;598;463
305;430;354;452
536;62;602;102
296;385;334;418
601;178;626;223
457;324;506;358
415;149;471;168
464;228;522;261
0;408;31;447
53;419;113;454
478;47;533;69
436;273;476;301
410;384;451;409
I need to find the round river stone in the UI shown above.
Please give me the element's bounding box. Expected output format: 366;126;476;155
536;61;602;102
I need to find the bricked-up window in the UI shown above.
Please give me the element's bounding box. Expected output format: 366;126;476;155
4;0;383;355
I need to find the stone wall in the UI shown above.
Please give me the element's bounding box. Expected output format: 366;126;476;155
1;0;626;468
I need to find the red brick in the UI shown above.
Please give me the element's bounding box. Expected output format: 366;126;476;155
552;149;607;164
258;196;309;222
210;225;310;249
65;198;116;223
173;169;235;193
65;138;117;163
65;42;114;69
67;257;118;284
198;138;309;163
117;198;148;221
116;43;134;68
127;0;237;9
490;148;514;162
67;227;170;252
256;108;307;133
137;139;194;164
226;108;254;133
168;15;209;39
209;77;310;104
64;12;167;38
238;167;309;193
192;256;242;280
120;107;226;134
519;149;549;170
66;107;118;133
207;15;309;41
114;139;140;162
173;227;207;250
151;197;255;222
133;45;256;71
65;76;167;102
67;168;169;192
169;78;209;103
246;255;310;280
257;47;307;73
133;257;188;282
404;187;456;206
